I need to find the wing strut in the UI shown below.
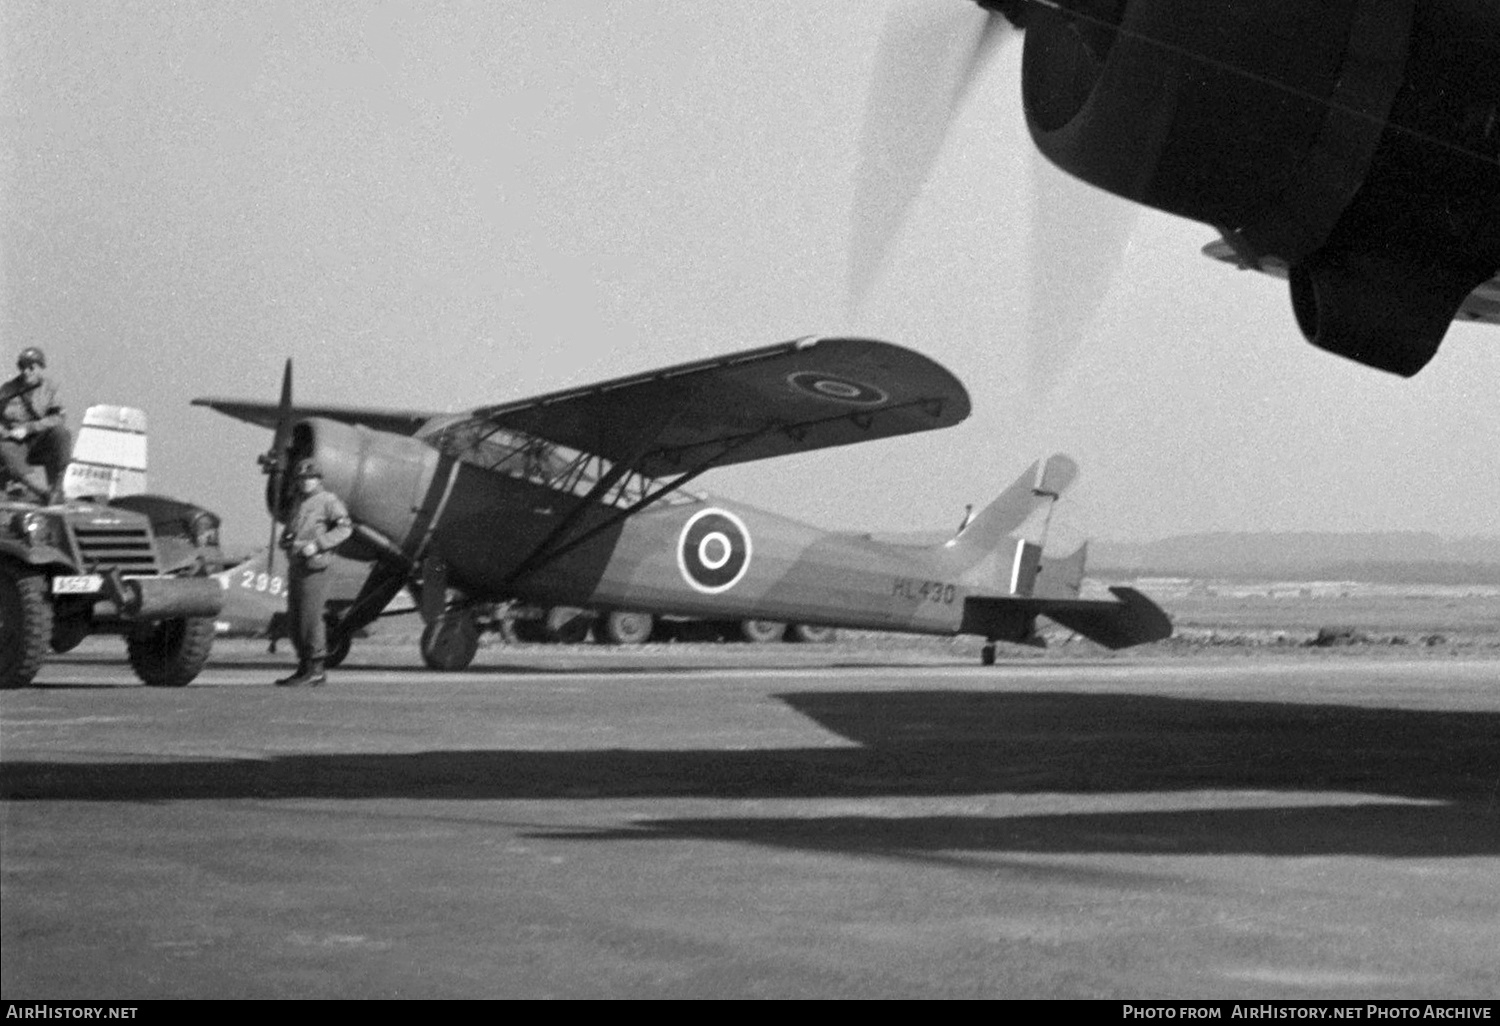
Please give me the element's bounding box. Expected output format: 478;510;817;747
500;420;783;593
326;558;412;651
493;400;688;593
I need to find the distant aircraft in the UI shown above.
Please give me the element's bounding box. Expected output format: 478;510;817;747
194;336;1170;670
211;546;401;659
857;0;1500;376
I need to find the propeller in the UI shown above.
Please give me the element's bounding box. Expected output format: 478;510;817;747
849;0;1137;394
257;358;294;576
848;1;1019;310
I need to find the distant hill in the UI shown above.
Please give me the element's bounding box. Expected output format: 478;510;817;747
1090;532;1500;583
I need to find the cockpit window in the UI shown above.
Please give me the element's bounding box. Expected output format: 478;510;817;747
430;421;701;508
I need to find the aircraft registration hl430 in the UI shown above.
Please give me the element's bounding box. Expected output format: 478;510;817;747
193;337;1170;670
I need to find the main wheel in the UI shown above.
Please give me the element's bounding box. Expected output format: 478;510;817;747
598;610;653;646
420;612;479;671
1;563;53;689
126;617;216;687
739;619;786;644
788;624;837;644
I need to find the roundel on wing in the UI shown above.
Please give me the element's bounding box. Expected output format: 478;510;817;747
786;370;889;406
677;508;752;594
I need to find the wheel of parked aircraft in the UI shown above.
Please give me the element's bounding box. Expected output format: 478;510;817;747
788;624;836;644
739;619;786;644
599;610;653;646
543;606;594;644
420;612;479;671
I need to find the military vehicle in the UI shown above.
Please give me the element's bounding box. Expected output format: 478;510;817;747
1;492;228;688
2;403;227;688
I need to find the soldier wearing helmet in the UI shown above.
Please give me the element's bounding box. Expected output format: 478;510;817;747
1;347;72;504
275;456;353;687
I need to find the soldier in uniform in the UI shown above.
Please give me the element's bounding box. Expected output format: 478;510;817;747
0;347;72;504
277;458;354;687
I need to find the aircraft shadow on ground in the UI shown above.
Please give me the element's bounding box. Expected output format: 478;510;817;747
2;691;1495;858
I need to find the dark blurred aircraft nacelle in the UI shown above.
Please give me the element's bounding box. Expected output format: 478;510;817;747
1017;0;1500;375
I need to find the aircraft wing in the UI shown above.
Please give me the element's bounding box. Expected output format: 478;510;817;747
189;398;439;437
458;336;970;477
1202;240;1500;326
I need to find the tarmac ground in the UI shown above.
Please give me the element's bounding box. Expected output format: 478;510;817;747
2;639;1497;999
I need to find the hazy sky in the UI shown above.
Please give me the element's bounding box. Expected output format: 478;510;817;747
4;0;1497;551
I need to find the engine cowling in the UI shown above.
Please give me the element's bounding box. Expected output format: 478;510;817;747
1020;0;1500;375
285;417;441;562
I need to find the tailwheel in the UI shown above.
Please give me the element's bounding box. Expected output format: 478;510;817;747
420;610;479;671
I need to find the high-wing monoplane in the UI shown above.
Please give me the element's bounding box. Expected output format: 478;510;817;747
193;336;1170;670
858;0;1500;376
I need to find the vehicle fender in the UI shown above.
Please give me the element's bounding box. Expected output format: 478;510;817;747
0;540;78;572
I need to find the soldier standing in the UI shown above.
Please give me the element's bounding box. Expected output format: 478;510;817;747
0;347;72;504
276;458;353;687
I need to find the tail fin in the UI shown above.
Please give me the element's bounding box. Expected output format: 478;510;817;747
940;454;1079;575
1032;541;1087;599
62;405;148;500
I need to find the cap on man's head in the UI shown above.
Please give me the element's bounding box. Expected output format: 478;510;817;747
293;458;322;480
17;347;45;369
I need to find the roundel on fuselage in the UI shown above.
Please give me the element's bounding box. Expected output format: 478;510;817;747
677;508;752;594
786;370;888;406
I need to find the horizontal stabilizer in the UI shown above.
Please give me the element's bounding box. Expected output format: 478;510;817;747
1038;587;1174;649
962;586;1172;650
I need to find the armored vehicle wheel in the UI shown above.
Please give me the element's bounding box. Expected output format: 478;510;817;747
739;619;786;644
421;612;479;671
126;616;216;687
2;563;54;689
599;610;653;646
788;623;837;644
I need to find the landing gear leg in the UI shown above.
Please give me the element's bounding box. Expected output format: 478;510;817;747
981;642;996;667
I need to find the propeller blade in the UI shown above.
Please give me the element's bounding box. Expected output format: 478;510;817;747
1023;154;1139;396
261;359;294;577
272;358;293;458
849;1;1015;310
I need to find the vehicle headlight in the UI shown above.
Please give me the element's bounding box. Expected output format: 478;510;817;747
189;512;221;549
12;510;62;548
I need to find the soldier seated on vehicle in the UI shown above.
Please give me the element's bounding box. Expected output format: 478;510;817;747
0;347;72;505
